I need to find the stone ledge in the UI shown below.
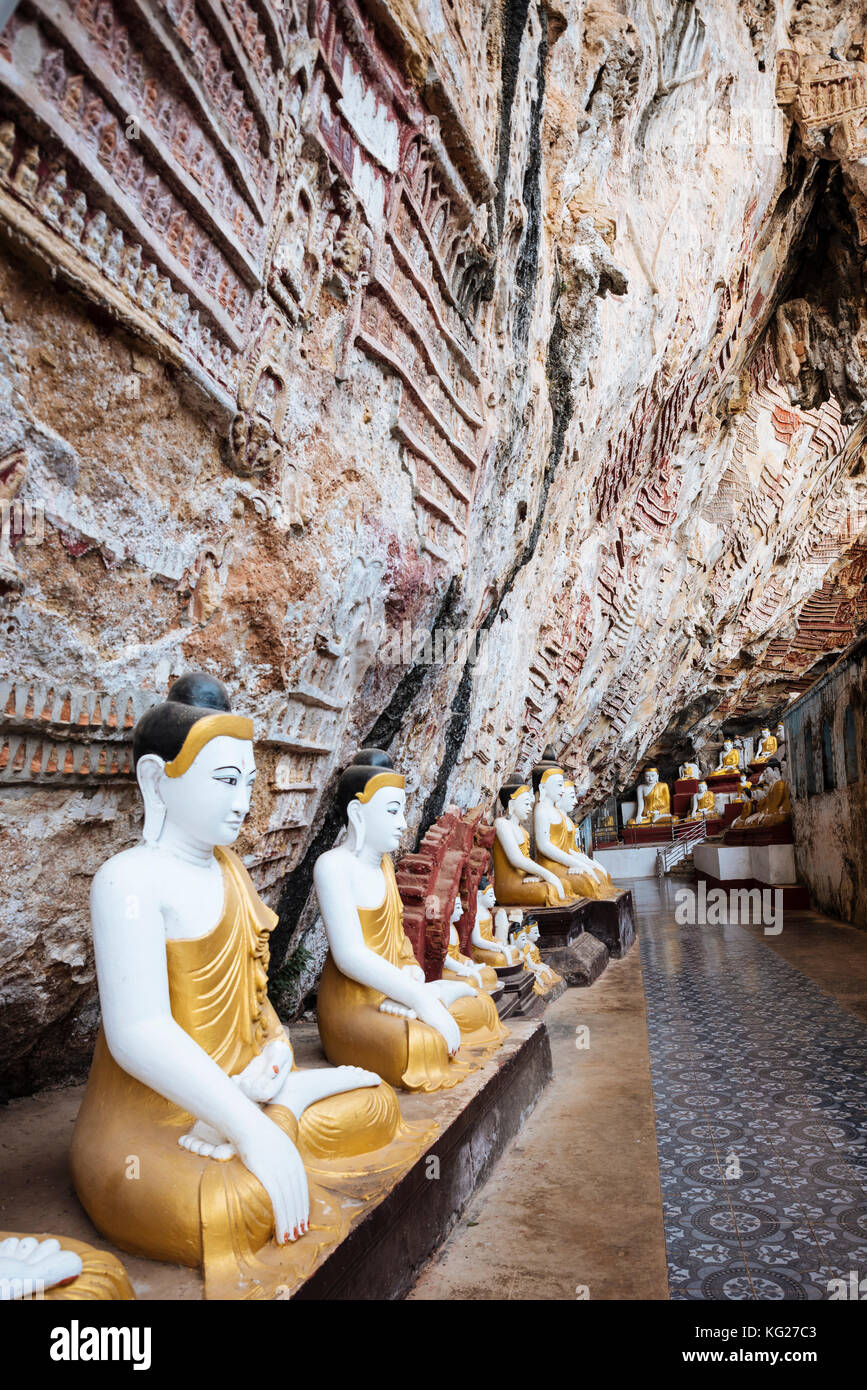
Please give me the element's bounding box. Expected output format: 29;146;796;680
541;933;609;987
291;1020;552;1300
586;889;636;958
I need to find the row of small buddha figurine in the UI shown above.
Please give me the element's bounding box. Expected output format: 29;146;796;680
6;677;610;1301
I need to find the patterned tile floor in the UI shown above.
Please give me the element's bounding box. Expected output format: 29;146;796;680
633;877;867;1301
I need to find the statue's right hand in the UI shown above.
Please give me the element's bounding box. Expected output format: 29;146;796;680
414;991;461;1056
235;1115;309;1244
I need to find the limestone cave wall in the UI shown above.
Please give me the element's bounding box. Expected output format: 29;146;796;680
1;0;866;1096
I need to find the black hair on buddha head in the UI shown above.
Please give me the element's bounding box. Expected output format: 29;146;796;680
355;747;394;769
133;672;232;769
336;749;402;824
498;771;527;810
531;762;565;794
765;758;781;772
478;874;491;892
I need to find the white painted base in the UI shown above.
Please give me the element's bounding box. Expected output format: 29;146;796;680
694;843;797;886
595;845;659;879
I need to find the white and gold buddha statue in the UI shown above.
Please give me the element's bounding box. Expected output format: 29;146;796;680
471;876;520;967
509;921;562;997
679;761;700;781
492;774;576;906
442;893;500;994
628;768;676;824
71;674;432;1301
686;781;717;820
534;764;618;898
753;727;778;763
730;760;791;831
314;753;505;1095
708;739;741;777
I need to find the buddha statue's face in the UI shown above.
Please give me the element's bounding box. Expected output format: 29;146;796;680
646;769;659;786
540;771;564;801
353;784;407;854
723;740;732;752
762;766;781;788
558;783;577;814
761;728;770;738
527;922;540;943
509;789;533;822
699;782;707;793
479;882;495;912
152;733;256;847
451;896;464;925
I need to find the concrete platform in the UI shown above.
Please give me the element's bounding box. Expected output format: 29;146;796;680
586;888;635;958
541;932;608;986
595;845;659;878
694;842;796;884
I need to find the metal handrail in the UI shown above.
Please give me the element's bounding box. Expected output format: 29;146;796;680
656;818;708;876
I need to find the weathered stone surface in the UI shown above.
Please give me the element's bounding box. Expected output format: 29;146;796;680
1;1;866;1093
542;932;609;988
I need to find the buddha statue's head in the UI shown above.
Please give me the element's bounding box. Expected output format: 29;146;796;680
644;767;659;786
722;740;733;753
761;728;770;739
532;764;565;803
525;918;540;944
698;781;707;793
558;779;578;815
337;752;407;856
451;895;464;926
761;758;782;788
478;875;495;912
132;672;256;850
499;775;533;823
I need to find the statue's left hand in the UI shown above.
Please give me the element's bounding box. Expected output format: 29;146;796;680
235;1038;294;1104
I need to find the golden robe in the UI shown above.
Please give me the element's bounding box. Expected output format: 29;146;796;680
70;847;433;1301
537;811;618;899
0;1233;134;1300
471;908;511;968
317;857;506;1093
687;790;716;819
635;781;674;821
492;825;576;906
734;778;791;828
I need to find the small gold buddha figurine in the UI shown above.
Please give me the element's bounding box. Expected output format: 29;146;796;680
442;893;500;994
0;1234;134;1301
470;876;521;967
679;762;700;781
628;768;677;825
752;727;778;763
534;764;619;898
732;775;753;805
492;774;578;906
71;675;433;1302
685;781;717;821
509;920;562;997
708;739;741;777
314;753;506;1094
730;760;791;831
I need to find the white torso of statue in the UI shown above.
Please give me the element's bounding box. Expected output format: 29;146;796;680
494;785;565;899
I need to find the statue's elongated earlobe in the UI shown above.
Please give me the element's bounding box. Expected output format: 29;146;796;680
136;754;167;847
345;799;366;854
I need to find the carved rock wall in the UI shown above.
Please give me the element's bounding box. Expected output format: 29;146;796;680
1;0;866;1095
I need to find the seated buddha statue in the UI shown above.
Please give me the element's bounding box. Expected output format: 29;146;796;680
442;894;500;994
71;674;431;1302
556;778;617;893
686;781;717;820
534;765;618;899
0;1234;133;1301
492;775;575;906
314;755;506;1094
753;727;778;764
509;921;562;997
679;761;700;781
730;760;791;830
628;768;676;824
733;775;754;805
708;739;741;777
471;876;520;966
